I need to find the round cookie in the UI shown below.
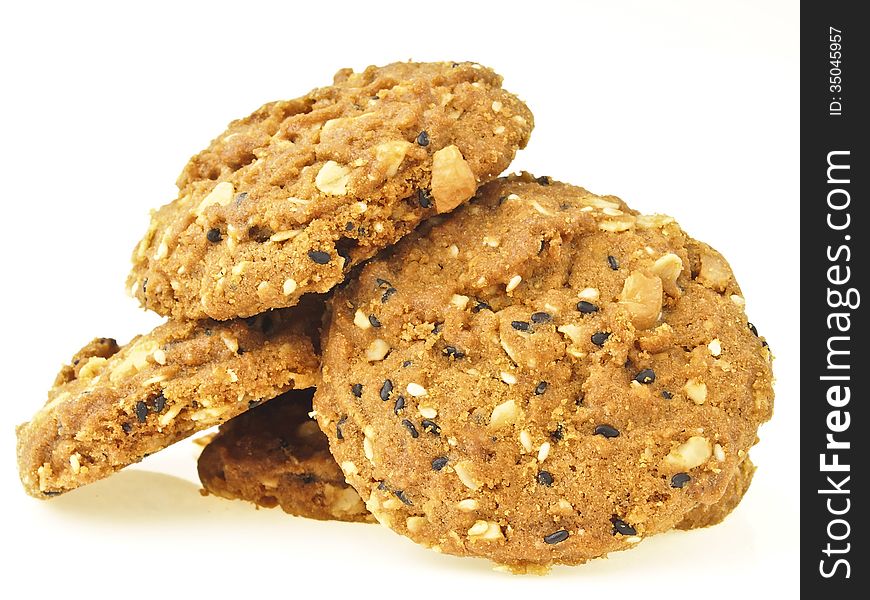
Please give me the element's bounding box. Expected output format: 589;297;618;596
313;174;774;571
198;389;373;523
17;297;322;498
129;61;533;321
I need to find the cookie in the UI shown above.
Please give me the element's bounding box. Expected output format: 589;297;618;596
198;389;373;523
676;456;755;530
313;173;774;571
129;61;533;321
17;297;322;498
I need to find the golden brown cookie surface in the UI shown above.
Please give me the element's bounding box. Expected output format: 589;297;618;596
198;389;372;523
313;174;773;570
129;61;533;321
17;298;322;498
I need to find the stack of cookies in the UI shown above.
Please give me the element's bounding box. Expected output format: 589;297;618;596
16;61;773;574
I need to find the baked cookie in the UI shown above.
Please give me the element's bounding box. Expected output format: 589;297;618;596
17;297;322;498
129;61;533;321
676;456;755;530
198;389;373;523
313;174;774;571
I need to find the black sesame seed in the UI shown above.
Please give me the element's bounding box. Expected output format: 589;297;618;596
550;425;564;442
594;424;620;438
421;419;441;435
381;287;397;303
417;189;433;209
416;130;430;146
300;474;316;484
576;300;599;314
431;456;449;471
762;340;770;348
351;383;363;398
531;311;551;323
235;192;248;203
152;393;166;413
536;175;551;186
607;255;620;270
42;491;62;497
206;228;222;243
402;419;419;438
443;346;466;359
135;401;148;423
611;517;637;536
535;381;549;395
634;369;656;384
511;320;531;331
345;221;355;231
433;322;443;334
121;422;132;434
394;490;413;505
375;277;393;288
472;300;492;313
544;529;569;544
670;473;692;489
368;314;382;328
661;390;673;400
307;250;331;264
377;481;387;491
336;416;347;440
748;322;759;337
402;361;412;368
591;331;610;346
393;395;406;414
380;379;393;402
537;471;554;486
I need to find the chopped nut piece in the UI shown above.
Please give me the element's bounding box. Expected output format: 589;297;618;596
708;338;722;356
365;339;390;362
354;309;372;329
468;520;504;540
454;461;481;490
651;253;684;297
340;461;358;476
698;251;733;291
490;399;518;428
683;379;708;404
406;516;427;533
194;181;235;216
450;294;470;309
664;436;712;470
430;145;476;213
619;271;663;330
282;278;298;295
315;161;351;196
375;140;412;178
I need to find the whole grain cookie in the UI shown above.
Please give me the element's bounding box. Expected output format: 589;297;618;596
129;61;533;321
198;389;372;523
17;297;322;498
313;174;773;571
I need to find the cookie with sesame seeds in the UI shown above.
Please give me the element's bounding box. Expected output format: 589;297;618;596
129;61;533;321
198;389;373;523
16;296;322;498
313;173;774;571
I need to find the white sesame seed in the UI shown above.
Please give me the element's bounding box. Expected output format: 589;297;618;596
419;406;438;419
506;275;522;292
519;430;533;453
537;442;551;462
406;383;428;397
500;371;517;385
457;499;480;512
449;244;460;257
578;287;600;301
491;100;503;113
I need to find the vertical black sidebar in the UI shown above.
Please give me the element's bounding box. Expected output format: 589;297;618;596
802;2;866;595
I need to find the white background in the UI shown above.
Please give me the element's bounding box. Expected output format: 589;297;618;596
0;1;799;597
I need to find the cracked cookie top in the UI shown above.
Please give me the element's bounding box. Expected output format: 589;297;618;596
129;61;532;320
313;174;773;571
